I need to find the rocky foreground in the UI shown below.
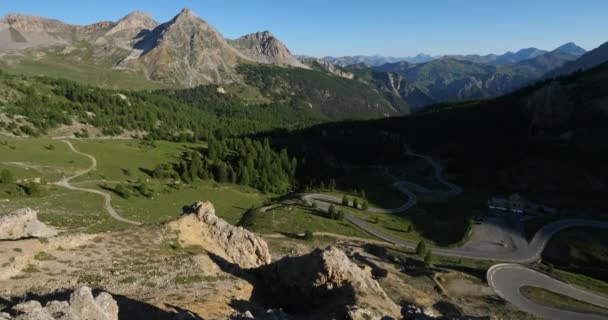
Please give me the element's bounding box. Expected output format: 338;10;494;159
0;202;402;319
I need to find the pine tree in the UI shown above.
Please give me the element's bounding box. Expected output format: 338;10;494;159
342;195;349;206
238;167;250;185
424;249;433;266
328;205;337;218
353;198;359;209
416;240;427;256
362;201;369;211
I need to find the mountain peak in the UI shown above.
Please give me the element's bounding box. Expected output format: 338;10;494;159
105;10;157;37
121;11;154;21
553;42;587;56
176;8;197;19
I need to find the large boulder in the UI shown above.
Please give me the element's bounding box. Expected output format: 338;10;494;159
5;287;118;320
256;246;401;320
0;208;57;240
167;201;271;269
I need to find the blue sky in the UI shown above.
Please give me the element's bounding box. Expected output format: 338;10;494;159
1;0;607;57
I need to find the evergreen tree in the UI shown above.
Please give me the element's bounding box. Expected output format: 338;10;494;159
328;204;337;219
238;167;250;185
337;210;345;220
362;201;369;211
416;240;427;256
342;195;349;206
424;249;433;266
353;198;359;209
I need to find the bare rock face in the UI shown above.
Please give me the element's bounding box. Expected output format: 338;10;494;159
0;208;58;240
300;57;354;79
5;287;118;320
229;31;308;69
167;201;271;269
256;246;400;319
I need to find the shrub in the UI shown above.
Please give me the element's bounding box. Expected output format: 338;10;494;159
0;169;14;185
304;230;314;241
24;182;42;196
238;208;260;227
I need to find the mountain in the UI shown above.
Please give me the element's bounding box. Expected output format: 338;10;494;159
299;57;354;79
452;47;547;65
344;63;433;110
116;8;250;86
237;64;410;118
545;41;608;78
321;54;437;67
0;13;78;51
278;62;608;213
374;49;579;103
553;42;587;56
228;31;308;69
0;9;307;87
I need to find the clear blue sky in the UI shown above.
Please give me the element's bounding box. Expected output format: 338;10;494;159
1;0;607;57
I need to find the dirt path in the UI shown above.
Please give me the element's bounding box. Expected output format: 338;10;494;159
52;140;141;226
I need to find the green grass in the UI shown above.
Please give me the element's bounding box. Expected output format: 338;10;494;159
541;266;608;297
541;227;608;284
0;45;171;91
70;139;202;182
0;138;267;230
108;180;266;225
248;203;371;238
521;286;608;316
344;193;484;247
0;184;127;232
0;138;90;182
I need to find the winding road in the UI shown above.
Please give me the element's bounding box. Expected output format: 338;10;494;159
297;146;608;320
53;140;141;226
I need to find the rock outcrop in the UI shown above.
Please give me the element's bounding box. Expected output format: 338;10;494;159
229;31;308;69
0;208;58;240
0;287;118;320
167;201;271;269
299;57;354;79
255;246;401;319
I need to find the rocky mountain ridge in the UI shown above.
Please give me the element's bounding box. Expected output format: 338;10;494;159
0;8;306;86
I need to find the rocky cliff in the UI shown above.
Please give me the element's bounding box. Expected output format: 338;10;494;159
229;31;308;69
167;201;272;269
255;246;401;319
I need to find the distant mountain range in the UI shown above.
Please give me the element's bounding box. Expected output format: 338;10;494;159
321;54;437;67
1;8;607;116
320;43;586;68
370;43;593;104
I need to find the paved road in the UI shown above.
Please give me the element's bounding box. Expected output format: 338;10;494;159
298;146;608;319
488;264;608;320
53;140;141;226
